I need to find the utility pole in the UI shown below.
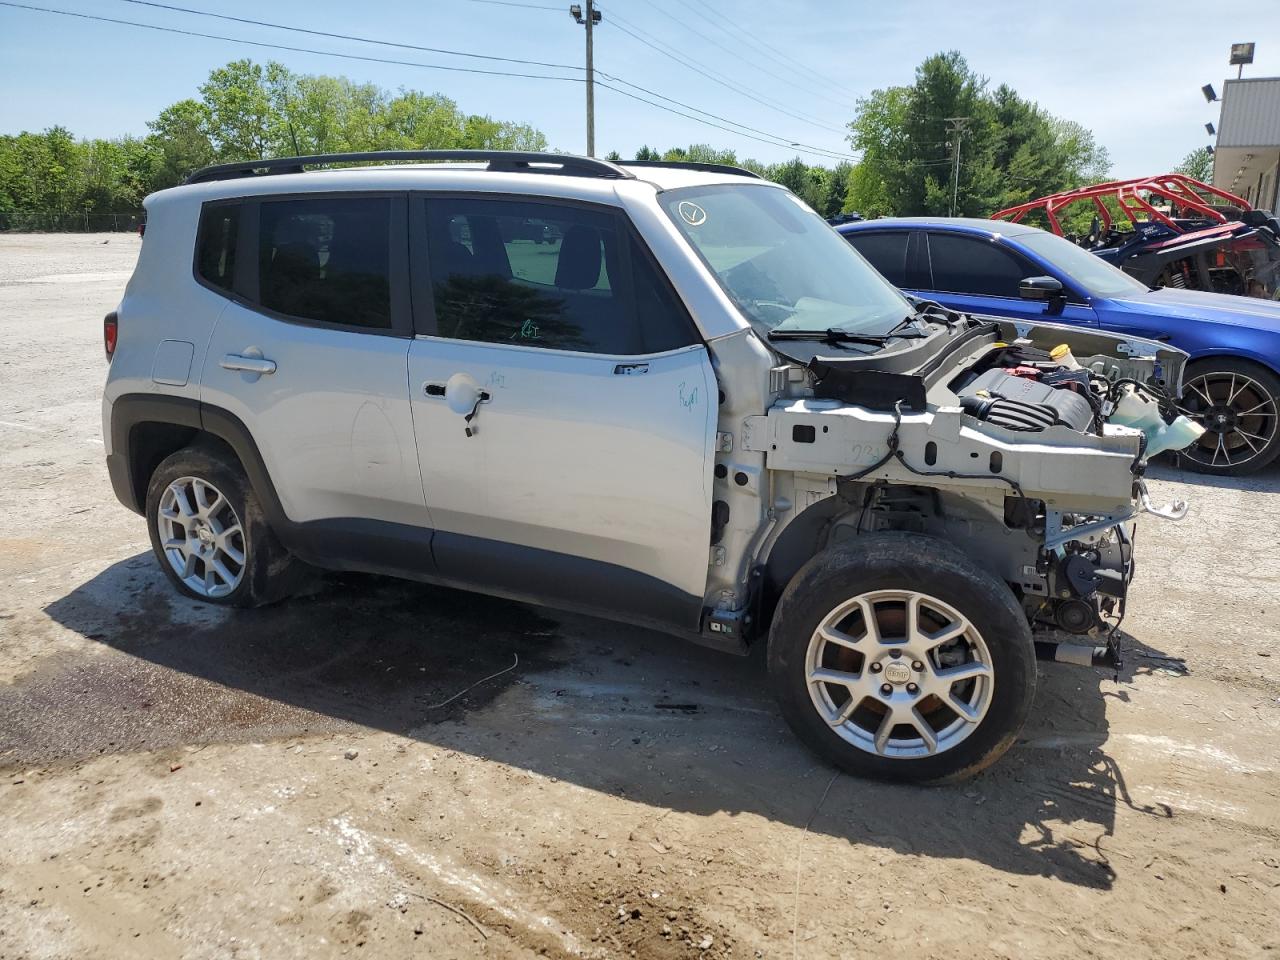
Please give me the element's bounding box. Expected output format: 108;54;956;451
944;117;971;217
570;2;602;156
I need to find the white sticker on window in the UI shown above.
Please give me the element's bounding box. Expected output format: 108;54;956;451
677;201;707;227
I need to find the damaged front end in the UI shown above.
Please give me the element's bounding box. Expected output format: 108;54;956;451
746;318;1195;669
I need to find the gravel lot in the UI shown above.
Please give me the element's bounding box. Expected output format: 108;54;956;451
1;232;1277;959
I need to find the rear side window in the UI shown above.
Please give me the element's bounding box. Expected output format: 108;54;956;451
925;232;1028;298
424;197;695;355
258;197;391;329
845;231;909;286
195;203;240;292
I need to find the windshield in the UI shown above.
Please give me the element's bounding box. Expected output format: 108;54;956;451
1015;229;1150;299
659;185;913;335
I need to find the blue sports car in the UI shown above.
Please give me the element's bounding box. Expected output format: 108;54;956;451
837;218;1280;475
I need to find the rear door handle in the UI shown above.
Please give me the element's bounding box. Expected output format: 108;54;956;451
423;382;446;397
221;354;277;375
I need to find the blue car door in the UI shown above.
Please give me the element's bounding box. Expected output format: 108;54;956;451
913;231;1099;328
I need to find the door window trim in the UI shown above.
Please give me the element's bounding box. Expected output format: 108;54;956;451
408;190;703;353
194;191;414;338
921;230;1087;305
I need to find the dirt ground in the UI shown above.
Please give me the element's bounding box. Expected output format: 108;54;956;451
1;232;1277;960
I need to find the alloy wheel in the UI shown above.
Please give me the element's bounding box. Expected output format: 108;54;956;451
156;476;246;599
804;590;994;759
1177;371;1278;470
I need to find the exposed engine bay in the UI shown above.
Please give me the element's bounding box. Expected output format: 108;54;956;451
728;317;1198;667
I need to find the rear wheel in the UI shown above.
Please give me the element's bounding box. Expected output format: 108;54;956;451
768;534;1036;784
145;445;304;606
1176;358;1280;475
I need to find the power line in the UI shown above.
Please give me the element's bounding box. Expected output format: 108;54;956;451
109;0;850;155
113;0;582;71
466;0;561;8
0;0;855;162
607;13;844;134
596;66;852;159
622;0;859;114
693;1;859;107
0;2;581;82
131;0;852;160
597;81;851;159
455;0;846;135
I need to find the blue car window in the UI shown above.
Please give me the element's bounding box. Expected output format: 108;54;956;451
845;232;910;286
925;232;1027;299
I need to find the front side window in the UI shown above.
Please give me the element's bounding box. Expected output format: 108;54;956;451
425;197;694;355
925;233;1028;298
658;184;912;336
258;197;391;329
195;203;240;292
1014;229;1149;299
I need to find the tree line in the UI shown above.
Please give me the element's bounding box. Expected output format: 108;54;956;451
0;59;548;231
2;51;1146;232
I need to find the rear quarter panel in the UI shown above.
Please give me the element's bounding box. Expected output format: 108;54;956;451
103;189;227;452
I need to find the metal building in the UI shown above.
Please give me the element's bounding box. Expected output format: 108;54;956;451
1214;76;1280;211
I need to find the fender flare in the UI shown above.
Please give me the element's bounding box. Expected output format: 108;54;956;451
107;394;290;534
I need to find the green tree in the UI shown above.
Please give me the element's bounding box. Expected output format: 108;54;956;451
1175;146;1214;182
146;99;214;190
0;58;552;230
847;51;1110;217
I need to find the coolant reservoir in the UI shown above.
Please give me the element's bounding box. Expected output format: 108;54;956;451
1050;344;1081;371
1109;388;1205;456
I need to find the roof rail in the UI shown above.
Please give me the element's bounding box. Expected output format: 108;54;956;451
183;150;634;185
620;160;762;180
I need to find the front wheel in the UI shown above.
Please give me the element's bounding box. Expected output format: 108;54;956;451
1176;358;1280;475
767;534;1036;784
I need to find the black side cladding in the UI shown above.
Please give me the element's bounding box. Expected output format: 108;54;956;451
807;359;927;411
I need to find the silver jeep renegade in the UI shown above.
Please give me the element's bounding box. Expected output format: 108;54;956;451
103;151;1190;782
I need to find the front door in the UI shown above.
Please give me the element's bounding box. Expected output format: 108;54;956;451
199;194;429;566
917;231;1100;328
406;195;716;630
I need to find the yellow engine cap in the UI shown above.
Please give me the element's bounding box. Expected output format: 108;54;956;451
1050;344;1071;360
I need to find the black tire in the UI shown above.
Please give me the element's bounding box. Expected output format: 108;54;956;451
1177;358;1280;476
145;444;304;607
767;533;1036;784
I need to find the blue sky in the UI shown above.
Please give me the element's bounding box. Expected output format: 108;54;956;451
0;0;1275;176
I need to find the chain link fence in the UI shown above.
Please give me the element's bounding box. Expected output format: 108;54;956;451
0;210;145;232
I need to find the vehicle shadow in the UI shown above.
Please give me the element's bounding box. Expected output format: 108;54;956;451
24;553;1187;891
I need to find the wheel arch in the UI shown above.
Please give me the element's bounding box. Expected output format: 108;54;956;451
107;395;287;531
1183;348;1280;379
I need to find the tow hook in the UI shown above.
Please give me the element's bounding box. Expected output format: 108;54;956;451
1137;480;1188;521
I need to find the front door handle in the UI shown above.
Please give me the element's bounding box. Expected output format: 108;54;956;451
423;382;446;397
221;354;277;375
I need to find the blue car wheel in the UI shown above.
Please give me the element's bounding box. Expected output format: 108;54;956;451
1176;358;1280;475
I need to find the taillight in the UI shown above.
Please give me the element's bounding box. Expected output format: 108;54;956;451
104;311;118;361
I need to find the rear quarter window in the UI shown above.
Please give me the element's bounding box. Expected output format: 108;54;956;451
844;231;910;286
195;203;240;293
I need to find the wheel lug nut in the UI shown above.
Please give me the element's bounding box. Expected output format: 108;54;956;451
869;662;882;673
912;661;923;671
906;683;919;694
889;649;901;658
880;684;892;696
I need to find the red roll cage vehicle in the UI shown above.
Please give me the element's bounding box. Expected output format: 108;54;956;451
993;174;1280;299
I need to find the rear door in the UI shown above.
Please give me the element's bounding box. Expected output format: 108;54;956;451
198;194;430;563
406;194;715;630
919;231;1100;327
